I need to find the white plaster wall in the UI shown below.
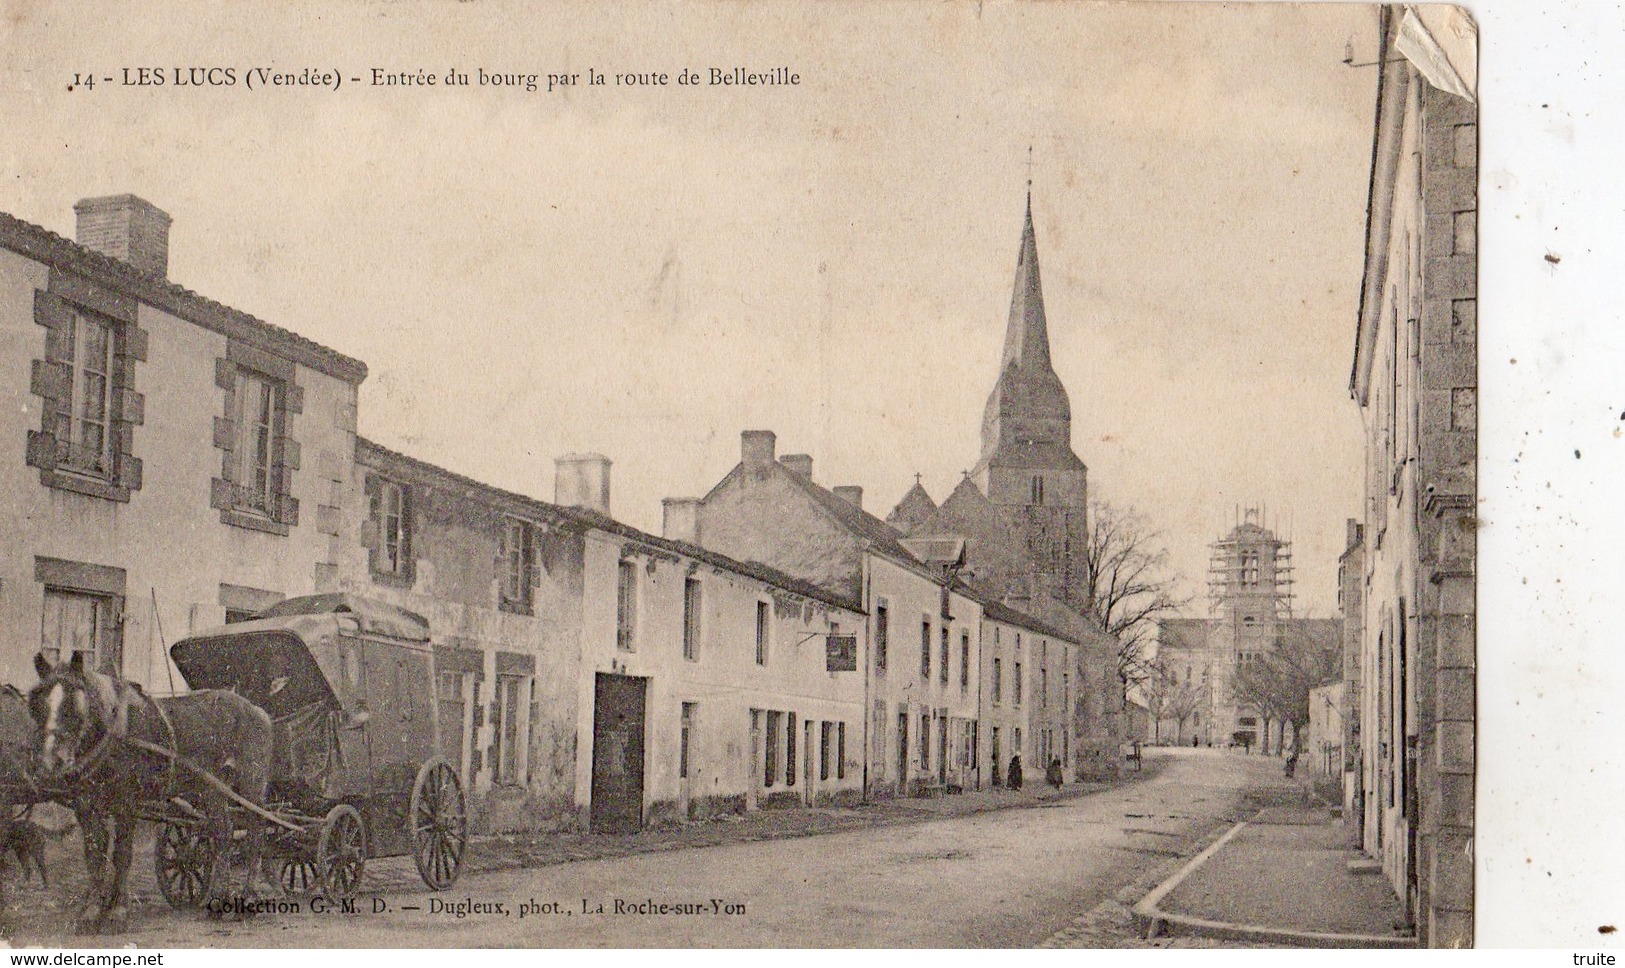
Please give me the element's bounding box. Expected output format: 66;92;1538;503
0;247;356;691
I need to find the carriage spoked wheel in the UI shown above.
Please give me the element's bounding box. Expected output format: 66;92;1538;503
316;804;367;898
155;821;217;909
279;858;320;894
409;757;467;890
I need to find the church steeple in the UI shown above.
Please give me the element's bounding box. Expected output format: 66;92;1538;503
977;195;1078;468
964;185;1090;614
1000;195;1054;373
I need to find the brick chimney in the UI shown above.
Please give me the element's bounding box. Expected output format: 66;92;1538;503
662;498;701;543
833;485;864;509
555;453;612;515
741;430;776;468
779;454;813;479
74;194;172;278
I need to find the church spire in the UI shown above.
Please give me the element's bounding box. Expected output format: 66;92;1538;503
1000;196;1052;373
977;192;1075;465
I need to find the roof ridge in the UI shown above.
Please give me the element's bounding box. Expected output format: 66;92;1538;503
0;208;367;383
356;436;863;613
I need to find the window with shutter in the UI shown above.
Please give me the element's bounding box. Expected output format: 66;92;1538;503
210;340;302;535
960;632;970;691
35;556;127;676
616;560;638;650
682;578;701;661
500;518;537;614
366;477;414;581
27;277;147;502
754;600;769;665
873;603;889;674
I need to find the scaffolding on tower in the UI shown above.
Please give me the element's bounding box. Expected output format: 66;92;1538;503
1206;507;1295;618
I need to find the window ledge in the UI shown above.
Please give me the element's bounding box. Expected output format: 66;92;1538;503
39;468;130;503
220;507;291;536
370;570;417;590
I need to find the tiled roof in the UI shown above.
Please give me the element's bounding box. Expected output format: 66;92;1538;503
885;480;938;534
979;597;1082;644
357;437;864;615
780;466;924;570
0;209;367;384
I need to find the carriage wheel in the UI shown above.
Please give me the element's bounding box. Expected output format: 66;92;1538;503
316;805;366;898
409;758;467;890
279;859;320;894
154;821;216;909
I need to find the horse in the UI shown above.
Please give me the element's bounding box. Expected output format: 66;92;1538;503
30;652;276;933
0;684;70;911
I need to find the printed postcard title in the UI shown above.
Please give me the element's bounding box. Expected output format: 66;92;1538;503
68;66;801;94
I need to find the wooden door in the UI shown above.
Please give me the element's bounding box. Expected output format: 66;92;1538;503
896;709;908;794
590;673;646;834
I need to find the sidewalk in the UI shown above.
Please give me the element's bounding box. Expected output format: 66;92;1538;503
1127;778;1414;948
1042;764;1415;949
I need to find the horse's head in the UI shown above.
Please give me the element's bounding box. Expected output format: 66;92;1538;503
29;652;117;780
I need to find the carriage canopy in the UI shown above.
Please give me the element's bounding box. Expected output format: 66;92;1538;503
170;593;431;720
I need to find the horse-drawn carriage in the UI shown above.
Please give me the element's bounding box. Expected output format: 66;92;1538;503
157;593;468;906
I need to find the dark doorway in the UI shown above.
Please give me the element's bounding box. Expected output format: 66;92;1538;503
591;673;647;834
897;709;909;793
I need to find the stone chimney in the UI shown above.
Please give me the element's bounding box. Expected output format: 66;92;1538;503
74;195;172;278
662;498;701;543
833;485;864;509
555;453;612;515
741;430;777;468
779;454;813;479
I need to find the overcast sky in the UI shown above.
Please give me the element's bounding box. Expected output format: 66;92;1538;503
2;0;1379;616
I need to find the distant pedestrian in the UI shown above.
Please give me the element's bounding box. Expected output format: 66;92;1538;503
1046;757;1063;790
1008;754;1023;791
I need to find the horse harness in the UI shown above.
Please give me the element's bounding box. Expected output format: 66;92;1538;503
48;675;179;794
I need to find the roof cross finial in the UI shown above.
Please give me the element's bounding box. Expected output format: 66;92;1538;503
1024;145;1035;205
914;472;923;485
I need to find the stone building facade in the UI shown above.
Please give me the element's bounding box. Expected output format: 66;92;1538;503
1337;520;1366;823
340;437;867;833
0;196;364;689
979;600;1079;786
573;503;866;827
337;438;587;832
1349;4;1477;947
672;432;984;800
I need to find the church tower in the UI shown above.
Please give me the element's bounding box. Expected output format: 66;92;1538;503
970;195;1090;608
1204;509;1298;749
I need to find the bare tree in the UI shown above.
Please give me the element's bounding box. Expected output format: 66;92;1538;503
1140;656;1203;744
1080;500;1192;701
1228;618;1341;748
